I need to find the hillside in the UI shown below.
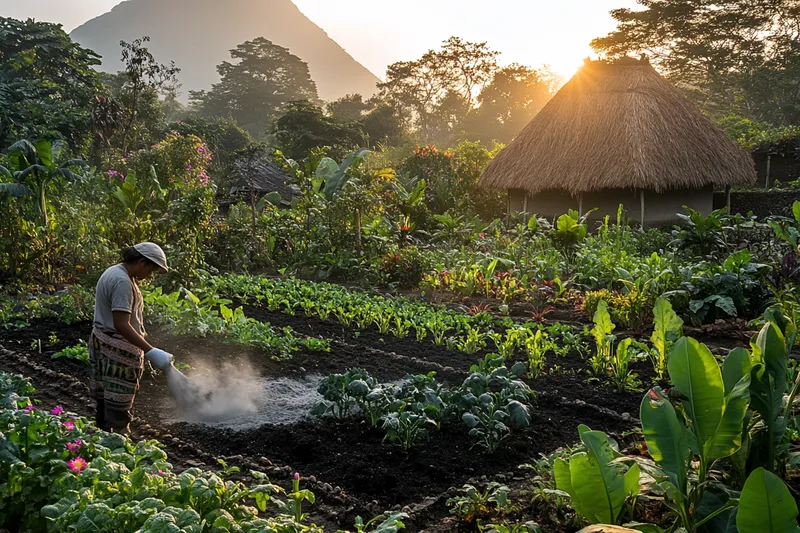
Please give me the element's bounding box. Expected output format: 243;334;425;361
70;0;380;102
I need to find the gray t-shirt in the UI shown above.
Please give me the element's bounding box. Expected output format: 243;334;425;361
93;264;145;335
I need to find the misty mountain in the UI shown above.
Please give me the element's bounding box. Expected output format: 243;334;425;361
70;0;380;102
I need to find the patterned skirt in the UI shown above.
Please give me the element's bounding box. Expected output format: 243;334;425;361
89;328;144;432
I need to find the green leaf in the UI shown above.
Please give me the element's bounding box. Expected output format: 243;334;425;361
714;296;737;317
750;323;790;445
722;347;754;395
640;389;690;491
792;201;800;224
707;369;751;461
556;429;637;524
668;337;724;457
737;468;800;533
651;297;683;361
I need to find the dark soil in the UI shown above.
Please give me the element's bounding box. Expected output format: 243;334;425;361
0;316;682;531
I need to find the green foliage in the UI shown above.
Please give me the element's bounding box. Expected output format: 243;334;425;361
191;37;318;138
554;425;640;525
51;342;89;366
0;373;358;533
649;297;683;381
0;17;102;150
590;300;616;376
592;0;800;125
447;483;510;524
639;336;751;531
737;468;800;533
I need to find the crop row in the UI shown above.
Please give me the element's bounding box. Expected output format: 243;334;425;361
0;373;406;533
313;354;532;452
206;275;585;356
143;287;330;360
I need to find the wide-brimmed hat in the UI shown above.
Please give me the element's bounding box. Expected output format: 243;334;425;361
133;242;169;272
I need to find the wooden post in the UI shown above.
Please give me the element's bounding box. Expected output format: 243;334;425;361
725;184;731;212
639;190;645;229
766;154;771;189
523;192;528;214
578;194;584;217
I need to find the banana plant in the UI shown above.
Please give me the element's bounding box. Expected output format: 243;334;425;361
554;425;640;525
4;139;87;226
639;336;752;532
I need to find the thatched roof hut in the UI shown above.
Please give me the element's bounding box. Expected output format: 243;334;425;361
480;57;756;225
229;154;295;206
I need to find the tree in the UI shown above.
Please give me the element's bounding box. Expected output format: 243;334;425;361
115;37;181;153
592;0;800;125
378;37;500;142
467;64;559;142
328;94;370;122
0;17;102;151
273;101;362;160
190;38;319;138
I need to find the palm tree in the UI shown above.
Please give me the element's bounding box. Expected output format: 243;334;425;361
5;139;88;226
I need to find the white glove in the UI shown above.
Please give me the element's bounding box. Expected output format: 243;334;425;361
145;348;173;370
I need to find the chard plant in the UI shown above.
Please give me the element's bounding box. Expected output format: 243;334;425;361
524;329;553;379
649;296;683;382
609;338;644;392
590;300;616;376
447;482;510;524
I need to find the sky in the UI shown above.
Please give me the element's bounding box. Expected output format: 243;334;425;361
0;0;640;79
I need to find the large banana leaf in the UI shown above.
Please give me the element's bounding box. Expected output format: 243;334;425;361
737;468;800;533
749;323;789;451
668;337;725;457
722;347;754;395
706;364;750;462
640;388;690;491
555;426;639;524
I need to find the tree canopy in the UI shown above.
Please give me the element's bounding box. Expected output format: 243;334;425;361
190;37;319;138
0;17;102;150
592;0;800;125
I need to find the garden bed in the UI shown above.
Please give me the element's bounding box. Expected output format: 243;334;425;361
1;316;736;530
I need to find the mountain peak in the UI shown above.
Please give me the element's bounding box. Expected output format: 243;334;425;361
70;0;380;102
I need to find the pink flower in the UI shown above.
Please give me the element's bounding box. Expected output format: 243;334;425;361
63;421;76;432
51;406;64;416
65;439;82;453
150;469;165;475
24;405;36;413
186;164;193;171
67;457;88;472
293;472;300;481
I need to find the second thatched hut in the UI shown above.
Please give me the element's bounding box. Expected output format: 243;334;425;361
479;57;756;225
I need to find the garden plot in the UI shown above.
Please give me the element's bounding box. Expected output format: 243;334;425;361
0;315;645;528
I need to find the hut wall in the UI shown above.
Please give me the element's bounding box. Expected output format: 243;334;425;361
516;186;714;225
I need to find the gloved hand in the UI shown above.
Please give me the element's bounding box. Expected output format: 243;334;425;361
145;348;173;370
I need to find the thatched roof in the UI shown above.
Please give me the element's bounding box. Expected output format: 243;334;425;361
480;57;756;195
229;155;294;205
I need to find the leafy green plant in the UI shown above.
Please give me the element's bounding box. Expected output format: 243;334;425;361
344;512;408;533
447;482;510;524
381;411;436;451
51;341;89;366
649;297;683;382
524;329;552;379
590;301;616;376
610;338;642;392
312;368;371;419
554;425;640;525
